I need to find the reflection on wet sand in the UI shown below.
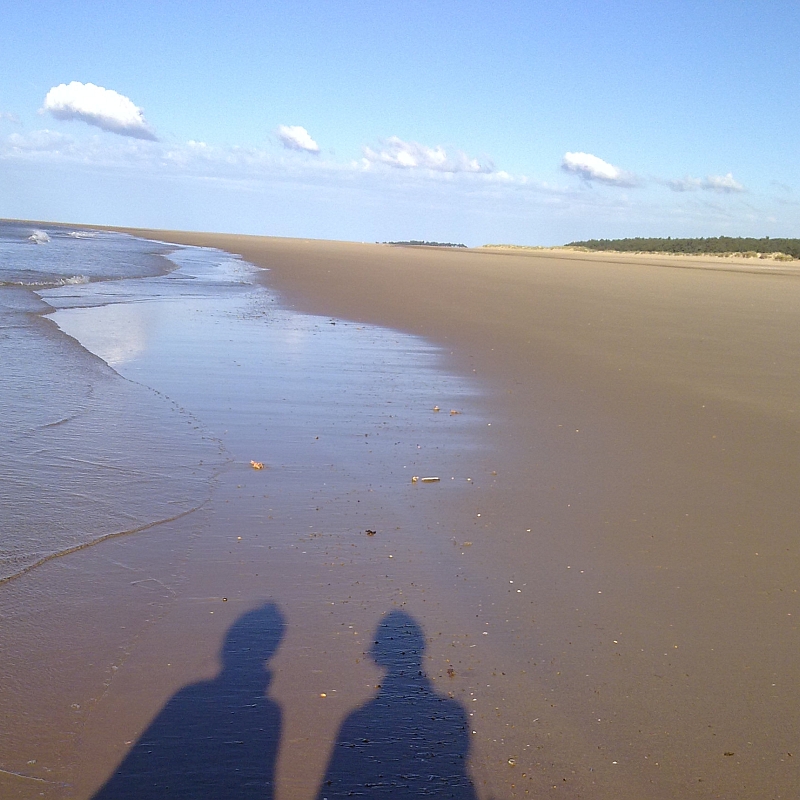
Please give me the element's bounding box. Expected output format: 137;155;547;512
92;604;285;800
53;301;151;367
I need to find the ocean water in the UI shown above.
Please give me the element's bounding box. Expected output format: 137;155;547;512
0;220;478;585
0;221;168;289
0;221;223;582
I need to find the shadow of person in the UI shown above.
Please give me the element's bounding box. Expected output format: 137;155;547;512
92;602;285;800
317;609;478;799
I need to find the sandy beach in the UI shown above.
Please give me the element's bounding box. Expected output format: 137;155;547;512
2;231;799;799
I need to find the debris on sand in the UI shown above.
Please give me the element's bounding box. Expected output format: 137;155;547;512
250;460;265;470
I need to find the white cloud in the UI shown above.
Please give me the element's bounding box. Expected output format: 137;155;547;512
667;173;745;193
5;128;786;246
702;173;744;193
276;125;319;152
0;131;542;203
41;82;157;140
561;152;637;187
0;111;21;125
667;176;703;192
362;136;493;173
6;129;75;153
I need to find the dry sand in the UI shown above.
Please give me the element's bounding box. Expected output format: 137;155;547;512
3;233;799;799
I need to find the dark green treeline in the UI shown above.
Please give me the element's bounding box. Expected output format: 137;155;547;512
566;237;800;259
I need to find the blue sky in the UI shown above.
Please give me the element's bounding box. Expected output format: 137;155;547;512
1;0;798;245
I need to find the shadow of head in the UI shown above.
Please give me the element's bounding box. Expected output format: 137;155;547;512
319;610;479;799
369;609;425;674
221;602;286;676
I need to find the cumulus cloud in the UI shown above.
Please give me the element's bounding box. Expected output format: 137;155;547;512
362;136;493;173
277;125;319;152
41;81;157;140
667;173;745;193
561;152;637;187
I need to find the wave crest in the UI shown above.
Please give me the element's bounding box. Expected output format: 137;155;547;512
0;274;90;288
28;230;51;244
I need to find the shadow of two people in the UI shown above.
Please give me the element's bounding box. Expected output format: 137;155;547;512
93;604;478;799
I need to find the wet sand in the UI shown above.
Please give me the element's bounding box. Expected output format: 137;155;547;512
3;232;799;798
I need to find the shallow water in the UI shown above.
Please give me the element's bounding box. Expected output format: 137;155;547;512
1;219;479;583
47;244;480;485
0;223;221;582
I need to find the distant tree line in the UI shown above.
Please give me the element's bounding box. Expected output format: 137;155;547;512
566;237;800;259
383;240;467;248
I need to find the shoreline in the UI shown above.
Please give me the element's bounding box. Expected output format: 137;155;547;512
3;226;799;798
7;216;800;275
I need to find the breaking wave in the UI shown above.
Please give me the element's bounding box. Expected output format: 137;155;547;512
0;274;90;289
58;274;90;285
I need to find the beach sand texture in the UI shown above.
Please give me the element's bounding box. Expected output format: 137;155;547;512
2;233;799;799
